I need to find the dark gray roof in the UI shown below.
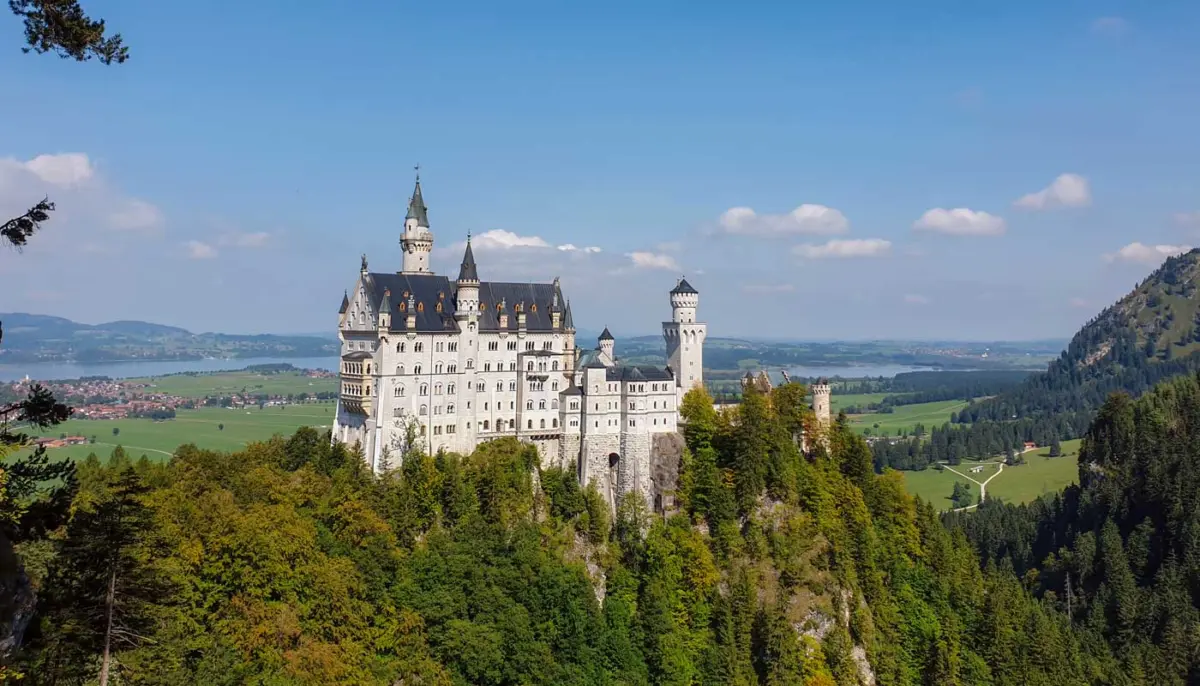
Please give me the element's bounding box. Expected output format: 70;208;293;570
360;272;568;334
563;300;574;330
816;377;829;385
671;277;698;295
606;365;673;382
378;288;392;316
457;238;479;282
561;386;583;396
406;179;429;226
343;350;371;360
339;291;350;314
598;326;614;341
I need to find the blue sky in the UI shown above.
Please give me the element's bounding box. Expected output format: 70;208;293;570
2;0;1199;340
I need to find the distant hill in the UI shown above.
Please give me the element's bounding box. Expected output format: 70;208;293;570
0;313;337;363
957;249;1200;427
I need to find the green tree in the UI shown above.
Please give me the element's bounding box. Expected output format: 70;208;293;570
1049;437;1062;457
950;481;974;508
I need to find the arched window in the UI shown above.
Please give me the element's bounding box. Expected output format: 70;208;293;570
396;364;404;375
496;381;504;392
466;359;474;369
434;383;443;395
551;399;558;409
447;383;456;395
447;364;457;373
397;342;405;353
434;363;443;374
508;381;516;391
526;400;534;410
526;361;534;371
527;419;533;429
477;382;485;391
420;384;428;395
483;420;489;430
419;404;428;415
538;400;546;410
540;418;546;429
414;342;424;352
414;364;422;375
447;404;455;414
552;418;558;428
394;385;405;397
552;382;558;391
552;360;558;371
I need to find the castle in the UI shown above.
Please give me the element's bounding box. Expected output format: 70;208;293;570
333;177;705;510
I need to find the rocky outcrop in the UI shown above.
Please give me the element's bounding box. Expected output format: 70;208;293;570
0;534;36;658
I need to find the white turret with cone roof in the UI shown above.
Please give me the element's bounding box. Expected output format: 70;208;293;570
663;276;706;401
401;168;434;274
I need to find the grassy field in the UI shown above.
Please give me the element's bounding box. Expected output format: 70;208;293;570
829;393;891;412
129;370;337;398
24;402;337;463
899;438;1083;510
848;399;969;436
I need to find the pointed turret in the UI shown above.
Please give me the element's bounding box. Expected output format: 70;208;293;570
339;290;350;314
457;235;479;283
406;176;429;227
599;326;614;341
563;300;575;330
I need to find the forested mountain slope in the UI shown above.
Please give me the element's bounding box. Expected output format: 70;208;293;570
958;249;1200;425
949;373;1200;684
4;384;1136;684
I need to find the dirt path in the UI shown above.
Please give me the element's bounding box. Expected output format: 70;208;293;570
942;462;1005;503
91;441;174;458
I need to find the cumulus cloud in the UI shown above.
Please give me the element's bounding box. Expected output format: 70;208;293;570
913;208;1006;236
108;199;163;231
1091;16;1129;36
718;204;849;236
19;153;95;186
626;251;681;271
903;294;930;305
469;229;550;250
793;238;891;259
1104;242;1192;265
1014;173;1092;210
557;243;601;254
742;283;795;294
218;231;271;248
185;240;217;259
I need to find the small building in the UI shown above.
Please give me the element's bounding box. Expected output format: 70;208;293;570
1023;441;1037;451
969;465;985;474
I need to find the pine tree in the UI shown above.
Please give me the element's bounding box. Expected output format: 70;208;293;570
1049;437;1062;457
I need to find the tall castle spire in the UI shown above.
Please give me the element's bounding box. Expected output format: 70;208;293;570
400;166;434;274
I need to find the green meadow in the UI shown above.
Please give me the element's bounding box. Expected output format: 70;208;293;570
130;370;338;398
899;438;1083;510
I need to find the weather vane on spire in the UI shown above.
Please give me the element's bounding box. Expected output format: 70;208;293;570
414;163;420;181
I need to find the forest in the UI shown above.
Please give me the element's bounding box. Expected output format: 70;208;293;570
2;382;1140;685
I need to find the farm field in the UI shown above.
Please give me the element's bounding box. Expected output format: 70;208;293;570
898;438;1083;510
829;393;892;412
847;398;970;436
130;370;337;398
23;402;337;463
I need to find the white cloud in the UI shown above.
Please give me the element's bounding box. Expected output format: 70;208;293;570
470;229;550;250
1173;211;1200;228
1068;297;1090;308
108;198;163;231
18;153;95;186
1091;16;1129;36
218;231;271;248
1104;242;1192;265
793;238;892;259
718;203;849;236
913;208;1006;236
185;240;217;259
557;243;601;254
1014;173;1092;210
626;251;681;271
742;283;795;294
903;294;930;305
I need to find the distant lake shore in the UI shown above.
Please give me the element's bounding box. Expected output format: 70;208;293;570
0;356;341;382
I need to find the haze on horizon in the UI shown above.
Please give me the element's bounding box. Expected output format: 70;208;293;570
2;1;1198;340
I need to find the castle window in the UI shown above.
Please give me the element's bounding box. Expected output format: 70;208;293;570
419;424;426;436
447;424;456;434
539;400;546;410
488;341;498;351
477;382;485;391
420;404;428;415
395;385;405;397
417;302;424;313
447;364;457;373
629;402;636;410
510;401;515;409
538;362;546;372
415;342;424;353
526;400;534;410
551;399;558;409
420;384;428;395
480;302;486;311
396;365;404;375
552;361;558;371
496;382;503;392
540;418;546;429
570;401;578;410
435;383;443;395
436;342;444;352
527;419;533;429
434;405;441;415
508;381;516;391
525;341;534;351
466;359;474;369
527;361;534;371
552;419;558;428
483;420;489;430
448;383;456;394
436;302;442;313
434;425;441;435
484;362;491;372
449;342;457;352
653;401;657;409
509;362;516;371
435;363;443;374
397;342;405;353
629;420;635;427
543;341;551;350
531;304;537;312
447;404;455;414
552;382;558;391
414;364;422;375
508;341;517;351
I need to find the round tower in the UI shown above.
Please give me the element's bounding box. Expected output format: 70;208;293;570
812;377;831;426
670;278;699;323
401;171;434;274
663;277;706;399
455;234;480;316
598;327;615;363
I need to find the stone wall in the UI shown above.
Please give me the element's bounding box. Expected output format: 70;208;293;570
649;432;685;513
581;433;621;508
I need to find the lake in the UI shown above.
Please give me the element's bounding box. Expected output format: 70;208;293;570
0;357;940;384
0;356;340;382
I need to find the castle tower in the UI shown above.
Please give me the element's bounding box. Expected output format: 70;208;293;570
400;172;434;274
663;277;706;400
454;235;481;450
598;327;615;364
812;377;831;426
455;235;480;312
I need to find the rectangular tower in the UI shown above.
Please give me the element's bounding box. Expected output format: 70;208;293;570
663;277;706;401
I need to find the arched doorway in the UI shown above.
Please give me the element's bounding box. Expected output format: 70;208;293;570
608;453;620;510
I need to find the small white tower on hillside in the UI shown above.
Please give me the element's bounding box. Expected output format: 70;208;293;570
663;277;706;400
812;377;831;427
400;170;434;274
